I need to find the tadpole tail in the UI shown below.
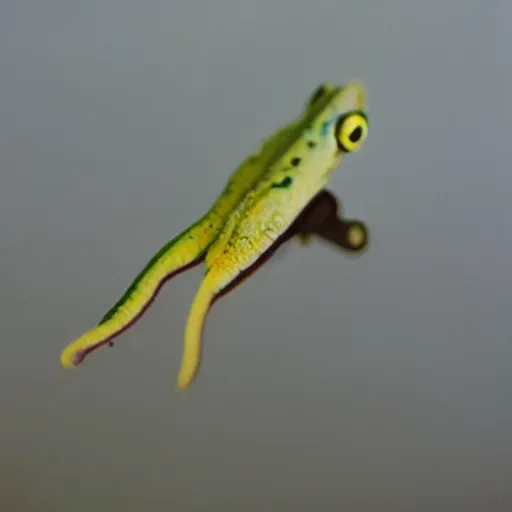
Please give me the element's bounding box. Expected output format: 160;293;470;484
60;218;217;369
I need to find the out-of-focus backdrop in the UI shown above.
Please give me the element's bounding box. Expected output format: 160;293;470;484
1;1;510;510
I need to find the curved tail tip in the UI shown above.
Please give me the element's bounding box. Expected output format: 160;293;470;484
176;373;193;390
60;346;80;368
176;363;198;390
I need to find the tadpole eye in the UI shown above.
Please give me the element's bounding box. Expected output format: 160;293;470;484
335;111;368;152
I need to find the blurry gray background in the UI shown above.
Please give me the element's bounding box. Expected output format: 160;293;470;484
0;0;510;510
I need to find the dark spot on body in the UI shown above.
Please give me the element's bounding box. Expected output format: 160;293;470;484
108;342;114;347
307;141;316;148
272;176;293;189
291;157;301;167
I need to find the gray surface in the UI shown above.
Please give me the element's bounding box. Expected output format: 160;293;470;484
0;1;510;510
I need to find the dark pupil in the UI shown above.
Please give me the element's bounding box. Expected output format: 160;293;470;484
349;126;362;143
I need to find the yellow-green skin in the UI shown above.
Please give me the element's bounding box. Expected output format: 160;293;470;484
60;81;368;390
